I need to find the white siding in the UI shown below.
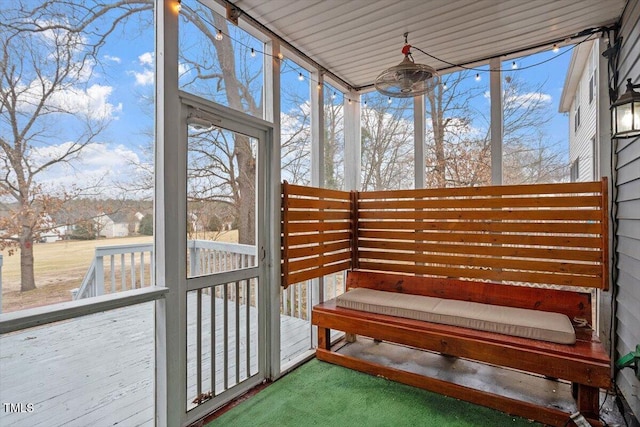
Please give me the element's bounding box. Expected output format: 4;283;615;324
613;0;640;416
568;40;600;182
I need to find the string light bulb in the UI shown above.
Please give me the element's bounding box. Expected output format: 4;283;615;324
443;82;448;90
511;61;518;69
475;73;481;81
215;29;223;41
250;48;256;57
298;72;304;81
552;44;559;53
174;0;181;13
277;52;284;60
388;97;392;104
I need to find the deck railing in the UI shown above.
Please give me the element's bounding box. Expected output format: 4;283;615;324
73;241;257;300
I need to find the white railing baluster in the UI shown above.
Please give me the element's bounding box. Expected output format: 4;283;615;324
223;284;229;391
140;252;145;288
130;252;135;290
235;280;240;384
95;253;104;296
211;285;216;396
110;255;116;294
196;289;202;401
120;253;125;292
245;279;250;377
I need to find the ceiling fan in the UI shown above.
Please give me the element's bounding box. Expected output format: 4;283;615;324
374;33;440;98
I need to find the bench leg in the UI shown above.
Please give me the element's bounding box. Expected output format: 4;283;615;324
318;326;331;350
346;333;357;343
576;384;599;421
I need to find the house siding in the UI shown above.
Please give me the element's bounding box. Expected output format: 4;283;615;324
565;40;602;183
569;40;600;181
613;0;640;416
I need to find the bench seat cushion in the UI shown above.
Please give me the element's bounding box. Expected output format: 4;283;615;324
336;288;576;344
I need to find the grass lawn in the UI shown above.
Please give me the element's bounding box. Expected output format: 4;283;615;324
1;230;238;313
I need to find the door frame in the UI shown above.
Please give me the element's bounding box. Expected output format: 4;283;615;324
169;92;277;426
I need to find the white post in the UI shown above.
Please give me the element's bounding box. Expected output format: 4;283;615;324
95;250;104;296
414;95;426;189
490;57;503;185
155;1;184;426
343;91;361;191
265;38;282;380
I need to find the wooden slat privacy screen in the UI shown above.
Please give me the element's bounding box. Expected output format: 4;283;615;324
281;182;354;288
281;179;609;290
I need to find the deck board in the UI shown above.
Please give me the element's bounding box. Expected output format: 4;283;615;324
0;294;310;427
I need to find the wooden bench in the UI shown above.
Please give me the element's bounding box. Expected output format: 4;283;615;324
281;179;611;427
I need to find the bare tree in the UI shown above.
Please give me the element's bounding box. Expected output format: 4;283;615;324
422;70;565;188
179;5;262;245
0;1;152;291
323;89;344;190
360;95;414;191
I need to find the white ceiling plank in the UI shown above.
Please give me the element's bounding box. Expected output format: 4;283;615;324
229;0;626;89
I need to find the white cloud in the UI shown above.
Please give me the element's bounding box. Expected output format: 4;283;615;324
134;69;154;86
16;80;122;121
104;54;121;63
49;83;123;120
138;52;154;65
131;52;156;86
32;142;144;197
484;90;552;108
506;92;552;108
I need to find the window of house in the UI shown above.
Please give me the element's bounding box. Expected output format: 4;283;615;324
570;157;580;182
588;47;597;104
574;84;581;133
591;136;599;180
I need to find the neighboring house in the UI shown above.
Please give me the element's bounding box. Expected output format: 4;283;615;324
96;211;142;238
559;38;605;182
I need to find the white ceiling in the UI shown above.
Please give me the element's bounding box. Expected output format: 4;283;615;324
230;0;626;91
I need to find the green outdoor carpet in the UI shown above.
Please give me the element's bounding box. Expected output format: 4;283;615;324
209;359;542;426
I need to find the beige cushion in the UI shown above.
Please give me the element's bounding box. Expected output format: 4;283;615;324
336;288;576;344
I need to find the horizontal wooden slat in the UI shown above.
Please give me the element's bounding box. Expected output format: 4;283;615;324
288;210;352;221
357;240;603;263
287;231;351;246
288;249;351;272
286;261;351;286
357;261;603;288
358;209;602;221
286;197;351;210
358;180;603;199
357;250;602;276
357;230;603;249
358;220;603;234
288;240;351;259
285;182;351;200
287;221;351;234
358;195;602;210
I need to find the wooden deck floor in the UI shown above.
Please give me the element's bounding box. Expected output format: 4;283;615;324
0;296;312;427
